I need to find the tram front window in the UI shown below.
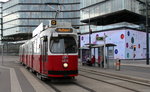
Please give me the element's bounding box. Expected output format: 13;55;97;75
50;37;77;53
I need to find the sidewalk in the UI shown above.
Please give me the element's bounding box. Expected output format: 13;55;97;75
0;55;55;92
78;59;150;82
79;58;150;68
0;56;35;92
0;66;11;92
122;63;150;68
121;59;150;68
0;65;23;92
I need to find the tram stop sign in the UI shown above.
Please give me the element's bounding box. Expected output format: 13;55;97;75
96;37;104;41
51;20;57;25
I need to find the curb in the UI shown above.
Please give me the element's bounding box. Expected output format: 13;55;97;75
122;64;150;68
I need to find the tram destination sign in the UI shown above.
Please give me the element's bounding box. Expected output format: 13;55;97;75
56;28;73;33
96;37;104;41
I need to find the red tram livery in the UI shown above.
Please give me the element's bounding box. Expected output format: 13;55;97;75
19;20;78;79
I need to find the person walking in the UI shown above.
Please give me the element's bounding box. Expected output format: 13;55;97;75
91;55;96;66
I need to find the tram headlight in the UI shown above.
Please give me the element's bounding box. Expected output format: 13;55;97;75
63;63;68;68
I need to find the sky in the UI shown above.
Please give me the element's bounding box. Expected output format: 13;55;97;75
0;0;9;2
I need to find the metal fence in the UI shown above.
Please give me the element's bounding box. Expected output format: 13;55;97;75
0;43;22;56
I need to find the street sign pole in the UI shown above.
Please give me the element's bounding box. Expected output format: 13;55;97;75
146;0;149;65
1;44;4;66
96;35;107;68
104;33;107;68
104;37;106;68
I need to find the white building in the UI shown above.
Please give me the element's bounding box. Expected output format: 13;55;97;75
80;26;150;59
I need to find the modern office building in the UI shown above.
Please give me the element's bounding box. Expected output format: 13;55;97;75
2;0;80;41
79;0;150;59
0;0;80;55
80;0;148;33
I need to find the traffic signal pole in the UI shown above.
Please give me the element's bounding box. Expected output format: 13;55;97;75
1;44;4;66
104;33;107;68
137;0;150;65
146;0;149;65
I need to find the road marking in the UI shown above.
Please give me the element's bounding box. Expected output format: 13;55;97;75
10;68;23;92
0;66;22;92
20;68;55;92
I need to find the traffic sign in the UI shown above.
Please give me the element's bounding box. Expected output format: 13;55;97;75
96;37;104;41
51;20;57;25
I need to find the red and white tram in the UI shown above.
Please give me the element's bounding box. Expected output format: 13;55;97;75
19;20;78;79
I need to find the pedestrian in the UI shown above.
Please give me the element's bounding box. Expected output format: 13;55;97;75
91;55;95;66
86;56;91;66
98;56;102;67
101;56;104;68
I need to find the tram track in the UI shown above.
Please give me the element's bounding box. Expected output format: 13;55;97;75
45;81;61;92
45;80;96;92
79;67;150;92
72;82;96;92
22;63;95;92
21;63;150;92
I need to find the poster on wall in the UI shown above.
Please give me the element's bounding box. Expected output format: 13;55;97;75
80;28;148;59
125;29;146;59
80;29;126;59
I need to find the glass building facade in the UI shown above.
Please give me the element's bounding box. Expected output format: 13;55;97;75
80;0;144;21
2;0;80;40
80;0;148;33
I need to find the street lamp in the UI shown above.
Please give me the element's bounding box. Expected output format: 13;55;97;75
88;9;92;60
83;9;92;59
1;44;4;65
83;9;107;68
103;33;107;68
136;0;149;65
145;0;149;65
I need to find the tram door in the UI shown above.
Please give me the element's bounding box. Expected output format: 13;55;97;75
40;36;48;73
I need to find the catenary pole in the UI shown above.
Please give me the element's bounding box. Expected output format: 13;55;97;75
146;0;149;65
